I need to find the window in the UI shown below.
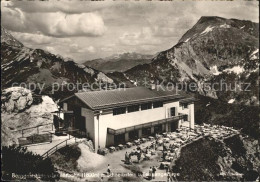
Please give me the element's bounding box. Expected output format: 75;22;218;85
113;107;126;115
183;115;188;121
153;101;163;108
128;105;139;113
141;103;152;110
114;133;125;145
170;107;176;117
180;103;188;109
142;127;151;136
129;130;139;140
154;124;163;134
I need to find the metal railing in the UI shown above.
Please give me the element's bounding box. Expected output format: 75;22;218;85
18;133;53;146
41;136;78;159
14;123;54;137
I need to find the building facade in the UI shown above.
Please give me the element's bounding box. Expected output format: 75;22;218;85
58;87;195;152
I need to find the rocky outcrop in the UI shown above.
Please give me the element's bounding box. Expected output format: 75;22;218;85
1;92;58;146
1;87;33;113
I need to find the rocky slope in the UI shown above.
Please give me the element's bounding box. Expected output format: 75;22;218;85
83;52;153;73
1;27;114;100
1;87;58;146
123;16;259;105
172;135;259;181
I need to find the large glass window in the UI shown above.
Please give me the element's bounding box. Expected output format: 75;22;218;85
141;103;152;110
113;107;126;115
153;101;163;108
128;105;139;113
114;133;125;145
154;124;163;134
129;130;139;140
142;127;151;136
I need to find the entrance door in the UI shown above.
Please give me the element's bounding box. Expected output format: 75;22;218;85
154;124;163;134
170;122;178;132
114;134;125;145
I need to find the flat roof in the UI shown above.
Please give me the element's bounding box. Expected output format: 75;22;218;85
73;87;185;110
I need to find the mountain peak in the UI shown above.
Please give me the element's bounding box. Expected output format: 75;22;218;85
1;26;23;48
178;16;259;43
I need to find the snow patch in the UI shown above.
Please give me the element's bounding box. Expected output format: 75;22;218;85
210;65;221;75
250;49;259;60
184;38;190;42
76;64;86;69
220;24;231;28
97;72;113;83
223;66;244;75
228;99;235;104
201;26;215;35
240;25;245;29
84;67;95;76
251;49;259;56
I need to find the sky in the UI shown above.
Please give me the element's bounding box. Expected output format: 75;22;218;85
1;0;259;63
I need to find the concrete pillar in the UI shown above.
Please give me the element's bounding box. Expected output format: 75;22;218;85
177;120;181;128
189;104;195;129
94;116;99;152
151;126;154;134
138;129;142;138
125;132;129;142
165;123;169;132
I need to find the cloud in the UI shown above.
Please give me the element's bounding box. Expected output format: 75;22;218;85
119;27;162;46
45;46;56;53
11;32;53;44
69;44;96;54
6;1;114;14
2;7;106;37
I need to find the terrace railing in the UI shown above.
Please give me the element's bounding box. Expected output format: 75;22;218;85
14;123;54;137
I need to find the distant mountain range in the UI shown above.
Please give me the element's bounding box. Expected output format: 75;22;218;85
1;27;114;100
114;16;259;105
83;52;154;73
1;16;259;105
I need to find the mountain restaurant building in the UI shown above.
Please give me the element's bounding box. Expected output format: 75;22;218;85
58;87;196;152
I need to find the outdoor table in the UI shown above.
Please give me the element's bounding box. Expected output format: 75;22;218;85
109;146;116;152
126;142;133;148
162;132;168;137
156;134;162;139
157;140;163;145
118;144;124;150
160;162;171;169
148;136;154;140
144;153;151;160
134;139;140;145
163;138;170;143
141;138;147;143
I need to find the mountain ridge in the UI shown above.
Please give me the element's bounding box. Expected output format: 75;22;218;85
83;52;154;73
1;27;114;100
122;16;259;105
